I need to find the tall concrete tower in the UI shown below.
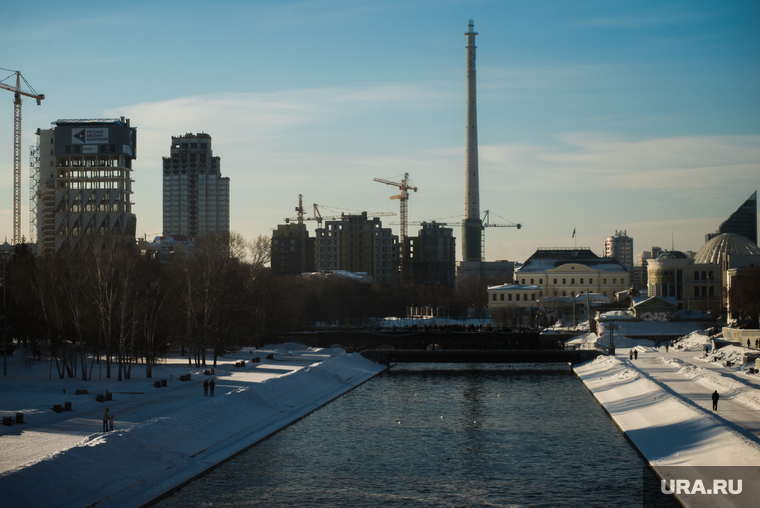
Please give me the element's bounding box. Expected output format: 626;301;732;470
462;20;481;262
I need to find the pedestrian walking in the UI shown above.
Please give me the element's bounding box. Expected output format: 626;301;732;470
109;414;115;432
203;379;209;396
629;350;633;360
749;339;751;348
102;408;110;432
633;349;638;360
712;390;719;411
209;379;215;397
665;343;668;353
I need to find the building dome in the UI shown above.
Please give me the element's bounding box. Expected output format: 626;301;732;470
694;233;760;264
657;250;689;260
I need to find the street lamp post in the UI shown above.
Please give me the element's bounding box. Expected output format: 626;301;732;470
1;240;13;376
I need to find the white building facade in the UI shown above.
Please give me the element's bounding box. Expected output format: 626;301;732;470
488;248;631;308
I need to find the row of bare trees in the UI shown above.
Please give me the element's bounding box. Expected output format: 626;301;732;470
4;234;276;380
2;233;497;380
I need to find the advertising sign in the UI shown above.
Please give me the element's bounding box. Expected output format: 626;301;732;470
72;128;109;144
82;145;99;154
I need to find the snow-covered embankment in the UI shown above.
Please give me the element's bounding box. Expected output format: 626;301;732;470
0;350;385;508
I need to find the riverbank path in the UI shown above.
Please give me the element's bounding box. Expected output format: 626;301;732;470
620;347;760;439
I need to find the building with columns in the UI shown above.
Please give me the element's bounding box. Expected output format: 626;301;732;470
488;248;631;308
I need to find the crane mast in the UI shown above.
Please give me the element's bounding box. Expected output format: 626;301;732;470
373;173;417;280
0;69;45;244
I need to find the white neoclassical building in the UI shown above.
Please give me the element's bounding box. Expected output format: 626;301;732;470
488;248;631;308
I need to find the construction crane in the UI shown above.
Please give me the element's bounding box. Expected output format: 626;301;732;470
373;173;417;277
284;197;396;225
0;69;44;244
405;209;521;262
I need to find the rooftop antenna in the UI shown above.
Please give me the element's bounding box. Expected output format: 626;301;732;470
671;232;674;251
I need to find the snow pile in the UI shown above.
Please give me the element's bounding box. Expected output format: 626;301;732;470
675;330;713;351
706;345;755;367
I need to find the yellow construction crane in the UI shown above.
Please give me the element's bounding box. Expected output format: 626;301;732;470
373;173;417;277
0;69;45;244
284;197;396;226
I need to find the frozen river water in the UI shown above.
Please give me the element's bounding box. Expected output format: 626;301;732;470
151;364;677;507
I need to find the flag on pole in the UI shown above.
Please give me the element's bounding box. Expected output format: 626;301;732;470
572;228;576;238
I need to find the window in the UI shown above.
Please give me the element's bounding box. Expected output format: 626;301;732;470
613;278;617;284
516;294;520;301
562;278;566;284
493;294;497;302
709;286;714;297
603;278;607;284
508;294;512;301
531;294;536;301
521;279;525;284
539;279;543;284
500;294;504;301
571;278;575;285
530;279;534;284
695;271;700;280
562;291;567;296
553;278;557;284
708;271;714;281
694;287;700;297
553;291;557;296
580;278;584;284
603;291;607;297
589;278;593;284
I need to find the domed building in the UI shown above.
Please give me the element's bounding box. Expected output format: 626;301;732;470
647;249;721;313
694;233;760;264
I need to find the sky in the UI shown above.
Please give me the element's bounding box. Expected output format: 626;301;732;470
1;0;759;263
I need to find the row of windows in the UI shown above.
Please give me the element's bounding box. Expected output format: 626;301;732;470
518;277;627;285
693;286;715;297
493;293;537;302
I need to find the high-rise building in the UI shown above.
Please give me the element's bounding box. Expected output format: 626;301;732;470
462;20;481;263
271;223;315;275
404;222;456;289
314;213;397;284
33;118;137;255
162;133;229;239
603;230;633;269
705;191;757;245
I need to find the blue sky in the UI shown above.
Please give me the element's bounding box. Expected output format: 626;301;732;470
1;0;758;262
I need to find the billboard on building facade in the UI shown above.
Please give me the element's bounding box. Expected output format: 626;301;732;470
54;120;136;158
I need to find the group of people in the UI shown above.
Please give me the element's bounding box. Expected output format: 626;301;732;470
628;349;638;360
102;408;115;432
99;378;217;433
203;378;215;397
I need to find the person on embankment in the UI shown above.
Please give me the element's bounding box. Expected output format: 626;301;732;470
712;390;720;411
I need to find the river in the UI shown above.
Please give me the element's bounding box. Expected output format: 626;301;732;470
151;364;676;507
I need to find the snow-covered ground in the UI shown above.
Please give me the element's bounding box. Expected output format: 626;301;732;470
575;338;760;507
0;344;385;508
